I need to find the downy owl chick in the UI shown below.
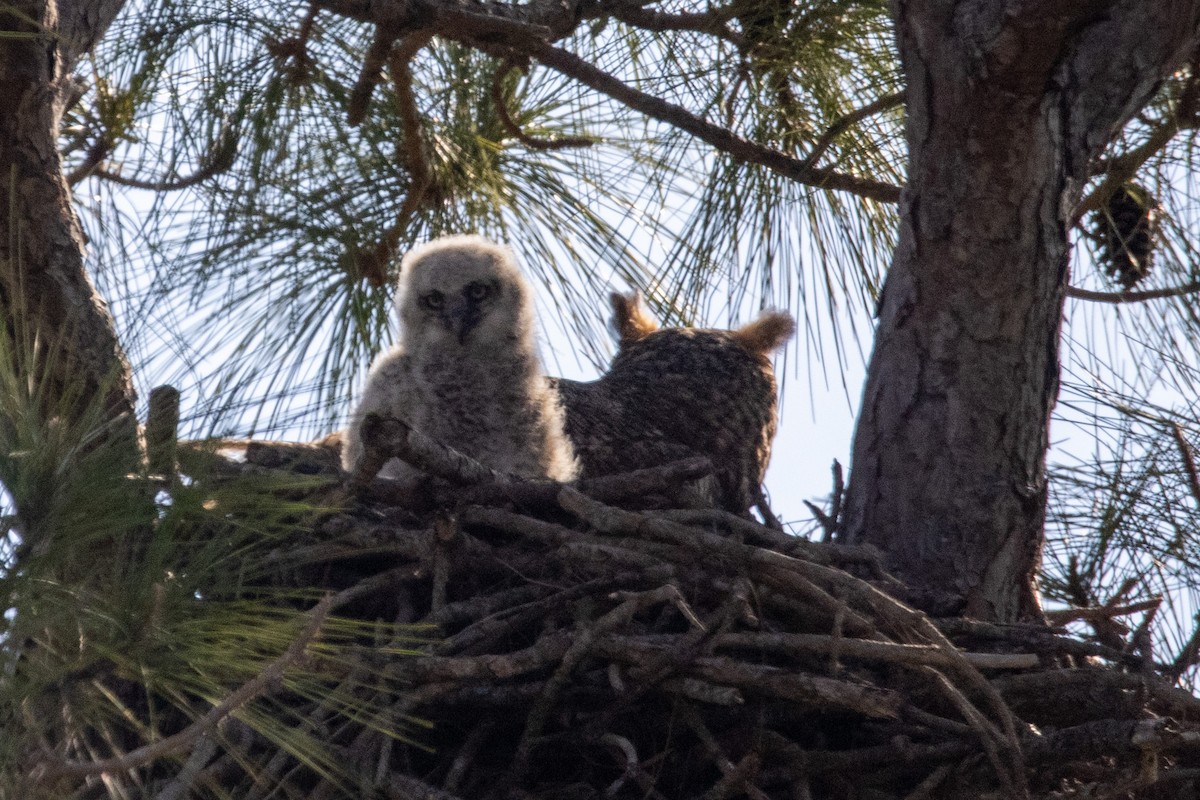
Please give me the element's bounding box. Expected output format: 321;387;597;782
343;235;577;483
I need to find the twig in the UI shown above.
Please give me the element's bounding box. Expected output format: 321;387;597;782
151;734;219;800
443;720;493;792
353;413;510;486
453;456;713;508
351;31;436;288
607;4;743;46
901;762;955;800
1172;422;1200;510
89;134;238;190
347;24;398;126
515;40;901;203
1045;597;1163;627
802;92;903;168
710;631;1038;671
35;593;336;782
600;733;641;797
509;585;694;781
1066;280;1200;304
431;512;456;615
681;705;771;800
491;60;594;150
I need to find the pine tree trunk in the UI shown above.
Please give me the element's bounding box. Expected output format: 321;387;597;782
0;0;133;429
843;1;1200;621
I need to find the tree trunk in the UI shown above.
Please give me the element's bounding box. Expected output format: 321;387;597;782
0;0;133;430
843;1;1200;621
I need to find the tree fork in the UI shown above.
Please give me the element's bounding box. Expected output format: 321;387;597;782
842;1;1200;621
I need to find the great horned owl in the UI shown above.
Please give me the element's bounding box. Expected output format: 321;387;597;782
342;235;577;482
552;292;794;515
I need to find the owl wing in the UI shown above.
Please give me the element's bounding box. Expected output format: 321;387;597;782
550;376;702;477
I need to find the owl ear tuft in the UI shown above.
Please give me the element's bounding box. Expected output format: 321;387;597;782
730;311;795;356
609;291;660;347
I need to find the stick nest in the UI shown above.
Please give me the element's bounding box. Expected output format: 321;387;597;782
48;416;1200;800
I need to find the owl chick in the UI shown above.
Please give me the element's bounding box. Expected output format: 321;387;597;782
552;292;794;515
342;235;577;483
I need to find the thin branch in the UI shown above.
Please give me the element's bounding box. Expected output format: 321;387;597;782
1066;280;1200;303
491;61;594;151
607;4;743;47
802;92;904;168
86;129;239;191
1074;67;1200;222
1171;422;1200;510
35;593;336;783
347;24;399;126
65;133;115;186
1044;597;1162;627
350;31;435;287
354;413;510;486
512;39;901;203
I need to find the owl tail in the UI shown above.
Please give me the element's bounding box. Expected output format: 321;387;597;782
730;311;796;356
609;291;660;347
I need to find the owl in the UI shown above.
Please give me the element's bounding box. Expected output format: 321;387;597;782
342;235;577;483
552;292;794;515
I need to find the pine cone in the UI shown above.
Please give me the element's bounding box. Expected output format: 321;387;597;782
1091;183;1159;290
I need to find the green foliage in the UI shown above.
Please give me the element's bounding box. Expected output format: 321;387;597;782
0;317;425;795
66;0;902;438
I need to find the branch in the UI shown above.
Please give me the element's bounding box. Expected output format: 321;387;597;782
347;31;435;287
1066;280;1200;303
802;92;904;169
84;128;239;191
347;24;397;126
491;61;594;151
606;4;743;47
35;593;336;783
354;413;511;486
1074;56;1200;222
1171;422;1200;510
515;40;901;203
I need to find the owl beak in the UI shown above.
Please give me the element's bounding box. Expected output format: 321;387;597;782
444;299;482;344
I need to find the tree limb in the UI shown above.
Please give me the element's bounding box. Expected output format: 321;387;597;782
516;39;901;203
1066;280;1200;303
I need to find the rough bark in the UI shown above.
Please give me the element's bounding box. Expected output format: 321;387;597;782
843;1;1200;620
0;0;134;430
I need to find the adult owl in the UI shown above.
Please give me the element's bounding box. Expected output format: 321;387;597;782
342;235;577;483
552;292;794;515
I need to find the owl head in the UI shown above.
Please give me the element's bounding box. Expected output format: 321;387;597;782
397;235;535;350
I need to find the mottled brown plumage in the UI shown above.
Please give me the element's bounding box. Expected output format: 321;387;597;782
551;293;794;515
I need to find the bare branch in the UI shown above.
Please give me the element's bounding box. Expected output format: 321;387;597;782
82;128;239;190
512;40;901;202
348;31;435;287
607;4;743;47
347;24;398;126
1172;423;1200;510
1066;280;1200;303
803;92;904;168
491;61;595;151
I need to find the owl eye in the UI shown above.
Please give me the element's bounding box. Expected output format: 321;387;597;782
420;291;445;311
465;282;492;301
